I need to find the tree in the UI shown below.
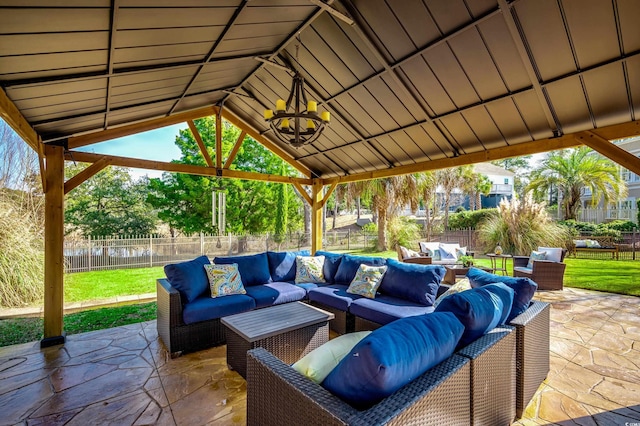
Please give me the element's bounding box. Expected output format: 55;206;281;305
526;147;627;220
460;167;492;210
435;167;464;228
65;165;157;237
273;166;288;244
492;156;532;197
147;117;302;236
416;171;437;239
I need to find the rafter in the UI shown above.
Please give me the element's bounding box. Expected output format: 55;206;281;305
67;106;218;149
0;87;39;152
187;120;214;168
293;182;312;205
577;130;640;176
322;182;338;207
65;151;313;185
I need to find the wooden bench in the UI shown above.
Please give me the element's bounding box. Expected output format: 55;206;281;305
571;236;619;260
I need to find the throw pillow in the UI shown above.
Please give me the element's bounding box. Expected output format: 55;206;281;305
315;251;343;283
295;255;326;283
378;259;444;306
333;254;386;284
418;242;442;261
204;263;246;298
527;250;547;268
455;246;467;258
433;278;471;308
434;286;504;348
439;242;460;261
538;246;564;262
163;255;211;303
399;245;421;258
466;267;537;322
346;264;388;299
482;282;515;326
292;331;371;384
267;250;310;282
322;312;464;408
573;239;587;248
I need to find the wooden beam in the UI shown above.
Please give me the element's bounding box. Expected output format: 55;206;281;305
224;130;246;169
65;151;312;185
311;180;324;254
42;144;65;345
322;182;338;207
64;157;111;195
187;120;214;167
67;106;218;149
293;182;312;205
577;131;640;176
37;136;47;193
0;87;39;152
220;109;313;178
216;113;222;169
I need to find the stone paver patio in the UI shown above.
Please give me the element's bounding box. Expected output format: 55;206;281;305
0;288;638;425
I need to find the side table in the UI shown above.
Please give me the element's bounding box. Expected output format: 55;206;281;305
486;253;512;276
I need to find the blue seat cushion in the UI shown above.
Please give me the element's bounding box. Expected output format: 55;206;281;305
308;284;362;311
466;267;537;322
434;286;503;348
482;282;515;326
322;311;464;408
182;294;256;324
267;250;310;282
164;255;211;303
296;282;322;293
244;282;306;309
378;259;445;306
315;251;343;284
333;254;387;285
213;252;271;287
349;295;435;326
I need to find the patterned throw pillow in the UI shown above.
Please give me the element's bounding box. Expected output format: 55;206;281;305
439;243;460;261
346;264;388;299
455;246;467;258
295;255;326;283
400;246;420;258
527;250;547;269
433;278;472;308
204;263;246;298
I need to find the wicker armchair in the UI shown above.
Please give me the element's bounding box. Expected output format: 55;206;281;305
513;249;567;291
396;245;432;264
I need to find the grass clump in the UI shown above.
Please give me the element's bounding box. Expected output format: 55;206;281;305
477;195;569;256
0;199;44;307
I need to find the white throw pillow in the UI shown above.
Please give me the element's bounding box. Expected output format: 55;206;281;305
439;243;460;261
538;247;563;263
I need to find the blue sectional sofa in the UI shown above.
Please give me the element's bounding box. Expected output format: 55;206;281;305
156;250;447;356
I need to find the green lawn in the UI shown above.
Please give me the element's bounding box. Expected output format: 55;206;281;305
64;266;164;302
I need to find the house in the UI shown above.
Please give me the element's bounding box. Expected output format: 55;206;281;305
472;163;515;209
580;136;640;224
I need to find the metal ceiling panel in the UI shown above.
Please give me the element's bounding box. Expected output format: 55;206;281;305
461;107;505;150
513;0;576;81
439;114;479;153
627;56;640;119
7;79;107;102
582;63;632;128
236;5;315;26
0;32;107;57
15;89;106;118
423;44;481;109
385;0;440;50
114;28;223;49
400;57;454;116
117;7;236;30
122;0;239;7
107;100;176;126
561;0;619;69
512;91;554;140
545;77;592;134
485;98;533;144
0;51;108;76
618;0;640;54
0;8;109;33
37;116;106;138
404;125;444;159
423;0;477;34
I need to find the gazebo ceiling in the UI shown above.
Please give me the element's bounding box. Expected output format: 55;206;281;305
1;0;640;179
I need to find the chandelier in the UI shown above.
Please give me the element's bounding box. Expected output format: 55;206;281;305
264;71;330;148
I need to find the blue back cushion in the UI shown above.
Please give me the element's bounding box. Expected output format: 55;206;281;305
322;312;464;408
267;250;310;282
315;251;343;284
379;259;445;306
434;287;503;348
333;254;386;285
164;255;211;303
482;283;514;326
213;252;271;287
466;267;537;322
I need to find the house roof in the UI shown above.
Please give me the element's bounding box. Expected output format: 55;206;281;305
1;0;640;180
473;162;515;177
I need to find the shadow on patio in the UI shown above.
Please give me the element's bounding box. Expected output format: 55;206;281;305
0;288;638;425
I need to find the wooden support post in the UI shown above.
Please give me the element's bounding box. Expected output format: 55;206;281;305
311;179;324;254
216;112;222;170
42;144;65;347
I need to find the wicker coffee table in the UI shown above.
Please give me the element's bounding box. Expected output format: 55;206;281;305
221;302;334;379
443;264;490;284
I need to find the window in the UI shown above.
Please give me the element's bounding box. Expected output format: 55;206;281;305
504;178;509;184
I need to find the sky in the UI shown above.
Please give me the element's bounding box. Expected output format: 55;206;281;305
75;123;187;179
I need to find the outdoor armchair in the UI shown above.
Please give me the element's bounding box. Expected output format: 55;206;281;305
513;249;568;291
396;245;433;264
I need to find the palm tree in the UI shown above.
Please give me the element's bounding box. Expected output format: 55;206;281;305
416;171;437;239
435;167;464;228
527;147;627;220
459;166;491;210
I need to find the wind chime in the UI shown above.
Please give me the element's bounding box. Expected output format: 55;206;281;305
212;185;226;248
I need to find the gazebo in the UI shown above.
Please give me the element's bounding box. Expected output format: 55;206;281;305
1;0;639;349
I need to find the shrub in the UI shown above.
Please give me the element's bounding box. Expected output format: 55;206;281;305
0;199;44;307
558;219;598;234
387;217;421;249
601;220;636;232
448;208;498;230
477;196;569;256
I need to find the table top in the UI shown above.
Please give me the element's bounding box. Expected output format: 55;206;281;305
220;302;334;342
486;253;512;258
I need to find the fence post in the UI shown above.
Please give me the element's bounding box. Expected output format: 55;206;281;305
88;235;92;272
347;229;350;250
633;229;637;261
149;235;153;267
200;233;204;255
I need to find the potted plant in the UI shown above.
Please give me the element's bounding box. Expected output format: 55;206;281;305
459;255;474;268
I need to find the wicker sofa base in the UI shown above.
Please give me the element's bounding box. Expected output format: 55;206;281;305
309;301;354;335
